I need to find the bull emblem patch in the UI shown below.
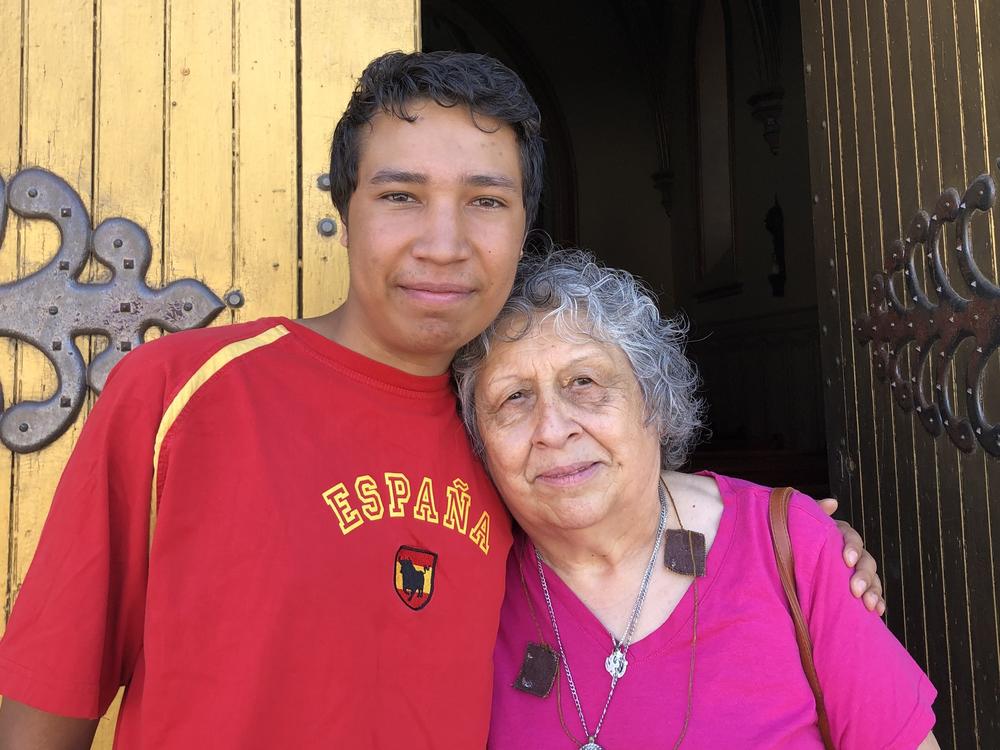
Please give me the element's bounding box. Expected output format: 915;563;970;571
393;546;437;611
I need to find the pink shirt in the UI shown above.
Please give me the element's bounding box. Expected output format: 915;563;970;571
490;473;936;749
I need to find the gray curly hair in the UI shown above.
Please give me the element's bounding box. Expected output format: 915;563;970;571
452;248;704;470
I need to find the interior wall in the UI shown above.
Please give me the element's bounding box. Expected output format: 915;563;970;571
671;0;818;323
659;0;827;492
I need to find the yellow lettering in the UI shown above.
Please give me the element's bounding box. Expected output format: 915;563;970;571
322;482;363;535
355;475;384;521
385;472;411;518
443;478;471;534
412;477;440;524
469;510;491;554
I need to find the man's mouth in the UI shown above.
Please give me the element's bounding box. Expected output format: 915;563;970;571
399;283;474;305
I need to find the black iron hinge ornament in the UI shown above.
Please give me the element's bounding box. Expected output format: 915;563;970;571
0;168;224;453
854;163;1000;457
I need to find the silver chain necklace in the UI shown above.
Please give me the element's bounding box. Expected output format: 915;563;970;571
534;482;669;750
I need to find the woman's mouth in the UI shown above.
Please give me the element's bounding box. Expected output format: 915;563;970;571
534;462;600;486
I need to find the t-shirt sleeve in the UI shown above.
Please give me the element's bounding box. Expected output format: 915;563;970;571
0;346;167;719
789;496;937;750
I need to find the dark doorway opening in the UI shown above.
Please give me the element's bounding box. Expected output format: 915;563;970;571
423;0;829;496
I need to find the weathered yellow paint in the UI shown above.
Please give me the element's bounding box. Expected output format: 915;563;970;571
10;0;95;651
234;0;299;320
0;1;419;745
0;0;20;635
89;0;167;740
300;0;420;317
94;0;165;258
164;0;235;323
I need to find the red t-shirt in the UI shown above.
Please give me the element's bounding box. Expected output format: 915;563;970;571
0;318;512;748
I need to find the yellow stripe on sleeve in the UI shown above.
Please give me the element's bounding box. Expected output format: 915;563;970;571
149;324;290;546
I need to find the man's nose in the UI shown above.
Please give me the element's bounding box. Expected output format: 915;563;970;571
411;201;472;263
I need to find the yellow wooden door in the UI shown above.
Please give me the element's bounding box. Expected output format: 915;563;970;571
0;1;418;745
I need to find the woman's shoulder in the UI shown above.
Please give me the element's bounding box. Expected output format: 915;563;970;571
661;471;725;527
696;472;839;553
662;470;722;502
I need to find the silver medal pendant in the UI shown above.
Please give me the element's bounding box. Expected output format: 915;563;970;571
580;741;603;750
605;648;628;679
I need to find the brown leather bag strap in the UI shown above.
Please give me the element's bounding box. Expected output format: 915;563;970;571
768;487;836;750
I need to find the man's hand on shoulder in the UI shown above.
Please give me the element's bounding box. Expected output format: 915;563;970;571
817;497;886;616
0;698;98;750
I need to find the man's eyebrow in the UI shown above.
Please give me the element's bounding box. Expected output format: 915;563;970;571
464;173;518;190
367;170;518;190
369;169;427;185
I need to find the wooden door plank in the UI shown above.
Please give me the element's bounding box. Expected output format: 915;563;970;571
89;0;167;743
875;0;929;676
233;0;298;320
163;0;234;318
826;0;885;562
865;2;926;661
10;0;95;646
896;2;958;743
299;0;419;318
855;0;917;646
973;4;1000;747
843;0;906;639
93;0;165;277
951;1;1000;743
800;0;857;526
0;0;22;632
800;0;858;521
924;0;978;742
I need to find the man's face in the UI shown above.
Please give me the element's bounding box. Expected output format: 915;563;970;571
337;100;527;375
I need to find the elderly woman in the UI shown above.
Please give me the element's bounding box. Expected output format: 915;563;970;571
453;250;938;749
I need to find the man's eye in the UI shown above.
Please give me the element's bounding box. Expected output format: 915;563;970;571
503;390;524;404
571;377;594;387
472;197;504;209
383;193;414;203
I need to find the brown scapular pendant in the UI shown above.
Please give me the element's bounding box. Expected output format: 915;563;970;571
513;642;559;698
664;529;707;577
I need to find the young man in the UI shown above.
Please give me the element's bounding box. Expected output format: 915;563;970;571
0;51;880;749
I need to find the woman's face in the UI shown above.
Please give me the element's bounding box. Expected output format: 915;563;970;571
474;316;662;535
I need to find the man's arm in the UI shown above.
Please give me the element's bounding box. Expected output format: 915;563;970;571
0;346;168;746
818;497;886;615
0;699;98;750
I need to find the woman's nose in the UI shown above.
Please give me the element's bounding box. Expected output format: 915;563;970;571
531;394;580;447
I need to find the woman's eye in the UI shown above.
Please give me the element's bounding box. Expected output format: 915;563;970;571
571;377;594;387
495;390;528;409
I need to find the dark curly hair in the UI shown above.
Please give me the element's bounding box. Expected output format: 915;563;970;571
329;50;544;229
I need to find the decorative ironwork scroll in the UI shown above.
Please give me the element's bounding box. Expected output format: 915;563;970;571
0;168;224;453
854;165;1000;456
